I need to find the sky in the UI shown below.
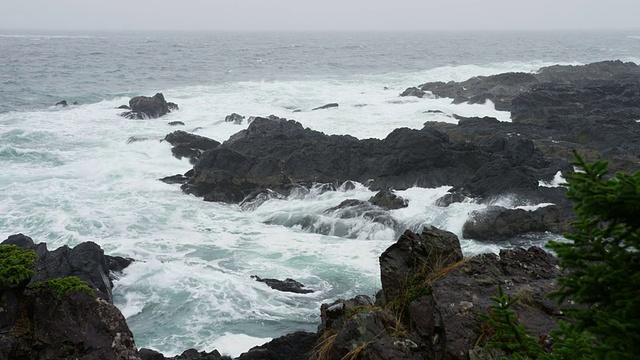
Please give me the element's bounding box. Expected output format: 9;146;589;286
0;0;638;32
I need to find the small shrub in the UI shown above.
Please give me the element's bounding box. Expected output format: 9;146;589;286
0;244;38;287
31;276;94;298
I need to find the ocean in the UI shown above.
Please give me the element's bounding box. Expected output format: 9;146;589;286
1;30;639;357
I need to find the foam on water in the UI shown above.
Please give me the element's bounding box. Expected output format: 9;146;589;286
0;59;583;356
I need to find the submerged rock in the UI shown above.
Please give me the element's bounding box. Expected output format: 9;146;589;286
225;113;245;124
251;275;314;294
312;103;339;110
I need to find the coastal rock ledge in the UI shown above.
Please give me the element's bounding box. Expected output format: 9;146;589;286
1;230;567;360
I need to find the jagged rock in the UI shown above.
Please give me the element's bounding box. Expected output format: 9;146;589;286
379;227;463;302
324;199;400;229
225;113;245;124
55;100;69;107
463;204;576;241
183;117;557;205
159;173;192;185
167;102;179;111
140;348;165;360
415;60;640;114
251;276;314;294
120;93;177;119
399;86;426;98
434;192;467;207
163;130;220;164
312;103;339;110
236;331;317;360
0;235;139;359
313;227;568;359
168;348;230;360
368;190;408;210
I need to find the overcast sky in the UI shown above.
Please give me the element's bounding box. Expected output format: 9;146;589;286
0;0;638;32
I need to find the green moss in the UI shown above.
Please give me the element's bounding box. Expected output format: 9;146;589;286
0;244;38;287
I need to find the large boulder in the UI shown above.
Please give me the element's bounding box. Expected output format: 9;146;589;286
121;93;177;119
2;234;133;303
236;332;317;360
0;235;139;359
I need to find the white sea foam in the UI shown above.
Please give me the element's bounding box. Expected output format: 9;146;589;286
539;171;565;188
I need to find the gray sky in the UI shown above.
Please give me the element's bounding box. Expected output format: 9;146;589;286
0;0;638;32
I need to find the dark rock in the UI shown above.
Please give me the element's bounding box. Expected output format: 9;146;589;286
239;189;286;211
236;331;317;360
127;136;151;144
312;103;339;110
140;348;166;360
159;174;191;185
429;246;565;359
424;109;444;113
324;199;400;230
313;227;569;359
72;101;79;105
225;113;245;125
368;189;408;210
167;102;179;111
0;237;139;359
463;204;575;241
399;86;426;98
379;227;463;302
434;192;467;207
292;109;302;113
183;117;553;204
164;130;220;164
55;100;69;107
168;348;230;360
117;105;131;110
121;93;176;119
251;275;314;294
105;255;134;274
1;233;35;248
169;121;185;126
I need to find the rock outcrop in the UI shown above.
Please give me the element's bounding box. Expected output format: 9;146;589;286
181;116;558;204
251;276;314;294
311;227;567;359
0;234;138;359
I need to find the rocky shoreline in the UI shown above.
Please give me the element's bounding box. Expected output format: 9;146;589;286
3;60;639;359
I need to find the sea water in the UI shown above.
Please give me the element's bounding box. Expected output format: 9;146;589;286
1;30;639;357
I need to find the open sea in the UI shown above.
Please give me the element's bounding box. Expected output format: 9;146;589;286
1;30;639;357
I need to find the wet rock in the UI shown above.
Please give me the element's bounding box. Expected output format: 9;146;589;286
368;189;408;210
399;86;426;98
140;348;165;360
168;348;230;360
169;121;185;126
236;331;317;360
121;93;177;119
55;100;69;107
379;226;463;302
312;103;339;110
463;204;576;241
164;130;220;164
251;275;314;294
127;136;150;144
0;235;139;359
324;199;399;230
434;192;467;207
117;104;131;110
225;113;245;124
159;173;192;185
